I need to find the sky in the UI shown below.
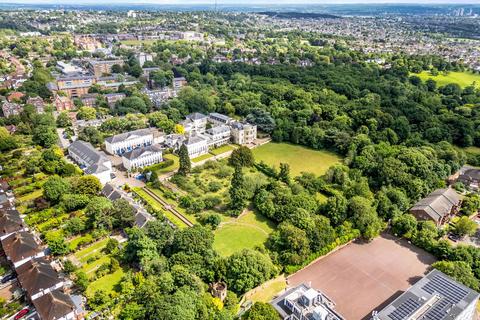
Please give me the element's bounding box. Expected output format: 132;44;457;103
3;0;480;4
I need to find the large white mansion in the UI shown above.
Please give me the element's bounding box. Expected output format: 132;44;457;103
105;128;154;155
122;145;163;171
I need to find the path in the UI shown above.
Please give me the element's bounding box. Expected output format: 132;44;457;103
143;187;194;227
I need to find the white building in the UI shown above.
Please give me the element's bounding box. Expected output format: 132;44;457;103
204;125;231;148
122;145;163;171
56;61;83;75
68;140;112;185
181;112;208;135
184;135;209;158
104;128;154;155
230;121;257;145
209;112;233;126
374;269;479;320
137;53;153;67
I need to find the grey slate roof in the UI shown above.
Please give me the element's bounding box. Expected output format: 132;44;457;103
68;140;110;174
375;269;480;320
186;112;207;121
122;145;163;161
410;188;461;222
105;128;152;144
206;125;230;135
185;134;208;145
209;112;231;123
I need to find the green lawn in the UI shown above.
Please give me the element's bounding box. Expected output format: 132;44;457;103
133;187;189;229
214;211;275;257
253;142;341;177
244;275;287;303
157;154;179;174
147;187;198;224
86;268;125;297
74;238;109;264
465;147;480;155
192;153;214;163
210;144;235;156
415;71;480;88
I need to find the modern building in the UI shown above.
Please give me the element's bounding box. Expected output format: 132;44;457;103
68;140;112;185
0;209;26;240
230;121;257;145
184;134;209;158
56;61;83;75
0;231;45;267
33;289;77;320
105;128;154;155
88;59;124;78
16;257;64;301
410;188;462;226
49;74;96;98
1;101;23;117
122;145;163;171
204;125;231;148
270;283;344;320
209;112;233;126
373;269;479;320
54;95;74;112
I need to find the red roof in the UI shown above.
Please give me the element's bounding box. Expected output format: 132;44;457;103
7;92;25;102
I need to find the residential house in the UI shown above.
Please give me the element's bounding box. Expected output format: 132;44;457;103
209;112;233;126
105;93;126;108
7;91;25;102
1;231;45;267
74;35;102;52
105;128;154;155
80;93;98;108
88;59;124;78
184;134;209;158
122;145;163;171
173;77;187;91
455;165;480;192
33;289;77;320
230;121;257;145
16;257;64;301
26;96;45;114
0;209;26;240
410;188;462;226
204;125;231;148
54;95;74;112
373;269;479;320
1;101;23;117
270;283;344;320
68;140;112;185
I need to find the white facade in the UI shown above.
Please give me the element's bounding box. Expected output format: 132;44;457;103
205;125;231;148
122;146;163;171
231;122;257;145
185;135;209;158
105;129;154;155
68;140;112;185
183;113;208;134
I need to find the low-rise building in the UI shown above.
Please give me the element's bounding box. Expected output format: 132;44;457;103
50;74;96;98
184;134;209;158
137;52;153;67
230;121;257;145
105;128;154;155
1;101;23;117
0;209;26;240
270;283;344;320
7;91;25;102
33;289;77;320
26;96;45;114
56;61;83;75
209;112;233;126
182;112;208;135
80;93;98;107
16;257;64;301
204;125;231;148
410;188;462;226
89;59;124;78
164;134;185;150
456;165;480;192
373;269;479;320
1;231;44;267
68;140;112;185
105;93;126;108
173;77;187;91
122;145;163;171
54;95;74;112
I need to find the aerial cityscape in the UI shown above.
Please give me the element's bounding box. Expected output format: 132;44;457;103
0;1;480;320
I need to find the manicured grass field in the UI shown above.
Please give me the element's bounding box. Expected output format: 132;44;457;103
244;275;287;303
210;144;235;156
415;71;480;88
74;238;109;264
253;143;341;177
192;153;214;163
157;154;179;174
86;268;125;297
214;211;275;257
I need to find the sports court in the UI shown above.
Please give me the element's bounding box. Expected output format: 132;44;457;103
287;234;436;320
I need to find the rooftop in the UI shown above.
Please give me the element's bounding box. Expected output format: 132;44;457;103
375;269;480;320
33;289;76;320
186;112;208;121
16;257;62;298
410;188;461;222
68;140;110;174
105;128;153;144
0;209;25;237
0;231;41;264
122;144;163;161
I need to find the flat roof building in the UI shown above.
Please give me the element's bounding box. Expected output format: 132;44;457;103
374;269;479;320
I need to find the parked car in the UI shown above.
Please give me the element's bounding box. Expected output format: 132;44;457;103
1;273;15;283
14;308;29;320
448;234;460;242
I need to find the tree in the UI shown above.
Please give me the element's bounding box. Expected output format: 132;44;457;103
171;225;214;255
278;163;290;184
267;222;310;266
79;126;103;146
63;217;85;236
72;175;102;195
110;198;135;229
243;302;279;320
77;106;97;120
348;196;384;240
43;175;71;203
454;217;477;237
32;125;57;147
147;111;175;133
392;214;417;239
85;197;113;229
225;249;277;294
228;146;254;168
178;144;191;176
0;127;17;151
229;166;248;214
56;112;72;128
74;270;89;292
